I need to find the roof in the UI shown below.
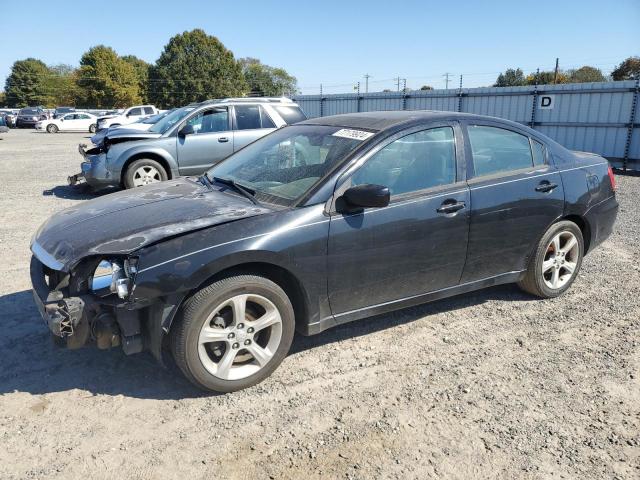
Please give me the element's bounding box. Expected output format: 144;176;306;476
298;110;513;132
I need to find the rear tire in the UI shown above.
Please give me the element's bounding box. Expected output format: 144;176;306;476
518;220;584;298
123;158;168;188
171;275;295;393
46;124;58;133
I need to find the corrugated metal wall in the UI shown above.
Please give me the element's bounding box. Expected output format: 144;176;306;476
294;80;640;166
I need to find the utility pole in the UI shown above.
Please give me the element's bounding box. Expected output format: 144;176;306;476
444;72;452;89
553;58;559;84
364;74;371;93
395;76;400;92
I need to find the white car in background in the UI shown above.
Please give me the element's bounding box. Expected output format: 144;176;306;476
90;110;174;146
36;112;98;133
95;105;160;132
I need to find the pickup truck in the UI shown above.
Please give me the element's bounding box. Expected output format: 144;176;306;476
96;105;160;132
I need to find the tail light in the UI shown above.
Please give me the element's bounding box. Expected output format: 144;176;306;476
607;165;617;192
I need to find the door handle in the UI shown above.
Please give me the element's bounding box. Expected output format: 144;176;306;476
218;137;229;143
535;181;558;193
436;200;466;214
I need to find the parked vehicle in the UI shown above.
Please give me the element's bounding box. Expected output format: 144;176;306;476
53;107;76;119
69;98;306;189
96;105;159;131
0;115;9;134
36;112;98;133
16;107;47;128
1;109;18;127
31;111;618;392
90;110;174;146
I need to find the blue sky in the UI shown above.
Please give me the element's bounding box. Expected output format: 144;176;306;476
2;0;638;94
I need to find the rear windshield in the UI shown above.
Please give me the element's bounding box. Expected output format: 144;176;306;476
273;105;307;125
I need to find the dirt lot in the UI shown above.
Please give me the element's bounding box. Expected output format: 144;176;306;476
0;129;638;479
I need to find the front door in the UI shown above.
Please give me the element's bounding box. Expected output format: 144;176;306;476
177;107;234;176
327;124;470;319
461;123;565;282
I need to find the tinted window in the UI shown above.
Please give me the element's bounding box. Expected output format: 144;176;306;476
63;114;75;120
468;125;533;177
187;108;229;134
235;105;265;130
260;107;276;128
531;139;546;166
352;127;456;196
20;108;39;115
143;107;155;115
129;108;143;116
273;105;307;125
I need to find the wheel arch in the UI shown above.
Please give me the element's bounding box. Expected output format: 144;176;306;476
560;214;592;254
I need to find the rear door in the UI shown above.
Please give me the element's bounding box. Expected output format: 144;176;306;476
327;123;470;318
176;107;234;175
232;105;277;151
461;122;564;283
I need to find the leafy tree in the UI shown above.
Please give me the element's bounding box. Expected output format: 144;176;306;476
525;70;569;85
0;91;6;106
494;68;526;87
46;64;78;107
76;45;142;108
122;55;151;102
149;29;247;107
567;66;606;83
239;58;297;96
420;85;434;90
611;56;640;80
4;58;52;107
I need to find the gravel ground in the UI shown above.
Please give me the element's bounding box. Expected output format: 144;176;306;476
0;129;638;480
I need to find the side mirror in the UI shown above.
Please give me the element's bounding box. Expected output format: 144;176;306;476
339;184;390;212
178;124;195;137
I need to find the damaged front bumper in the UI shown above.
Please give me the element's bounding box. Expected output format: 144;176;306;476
69;144;113;188
30;255;144;354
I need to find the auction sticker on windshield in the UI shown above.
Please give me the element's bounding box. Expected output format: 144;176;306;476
332;129;374;141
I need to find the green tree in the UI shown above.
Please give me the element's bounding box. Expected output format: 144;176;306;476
494;68;526;87
611;56;640;80
149;29;247;107
525;70;569;85
76;45;142;108
0;91;6;106
567;66;606;83
420;85;433;90
4;58;52;107
46;64;78;107
122;55;151;102
239;57;297;96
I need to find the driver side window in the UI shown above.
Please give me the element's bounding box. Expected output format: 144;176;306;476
351;126;456;197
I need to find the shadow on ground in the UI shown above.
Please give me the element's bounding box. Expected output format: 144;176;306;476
42;184;116;200
0;284;534;400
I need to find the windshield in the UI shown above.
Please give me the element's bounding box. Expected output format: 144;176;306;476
142;110;172;124
148;106;195;134
20;108;39;115
207;125;372;206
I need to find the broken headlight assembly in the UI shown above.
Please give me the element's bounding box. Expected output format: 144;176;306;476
90;258;138;299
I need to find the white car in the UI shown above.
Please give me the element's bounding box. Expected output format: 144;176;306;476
90;110;173;146
36;112;98;133
95;105;160;132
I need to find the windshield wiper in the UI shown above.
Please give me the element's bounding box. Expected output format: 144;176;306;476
209;175;260;206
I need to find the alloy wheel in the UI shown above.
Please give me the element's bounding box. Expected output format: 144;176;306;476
132;165;161;186
541;231;579;289
198;294;283;380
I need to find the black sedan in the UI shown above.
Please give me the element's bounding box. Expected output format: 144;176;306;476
16;107;47;128
30;111;618;392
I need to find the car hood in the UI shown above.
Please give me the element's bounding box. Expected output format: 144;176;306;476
105;129;162;143
32;178;274;271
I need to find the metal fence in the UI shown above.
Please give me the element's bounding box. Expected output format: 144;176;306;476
293;79;640;170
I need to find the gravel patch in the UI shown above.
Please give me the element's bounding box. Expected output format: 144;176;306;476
0;129;638;479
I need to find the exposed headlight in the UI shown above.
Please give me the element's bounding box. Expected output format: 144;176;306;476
32;116;38;121
90;258;137;299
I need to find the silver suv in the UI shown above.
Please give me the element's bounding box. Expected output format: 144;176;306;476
70;98;307;189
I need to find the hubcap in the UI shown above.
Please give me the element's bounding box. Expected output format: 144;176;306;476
198;294;283;380
542;231;579;289
132;165;161;187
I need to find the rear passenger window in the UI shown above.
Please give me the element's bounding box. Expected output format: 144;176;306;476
129;108;142;116
235;105;261;130
143;107;155;115
351;127;456;196
468;125;533;177
260;107;276;128
531;139;546;166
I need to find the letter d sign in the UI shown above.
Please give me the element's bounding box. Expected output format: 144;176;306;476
539;95;555;109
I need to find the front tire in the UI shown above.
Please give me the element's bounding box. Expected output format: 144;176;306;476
89;124;97;133
123;158;168;188
46;124;58;133
518;220;584;298
171;275;295;393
